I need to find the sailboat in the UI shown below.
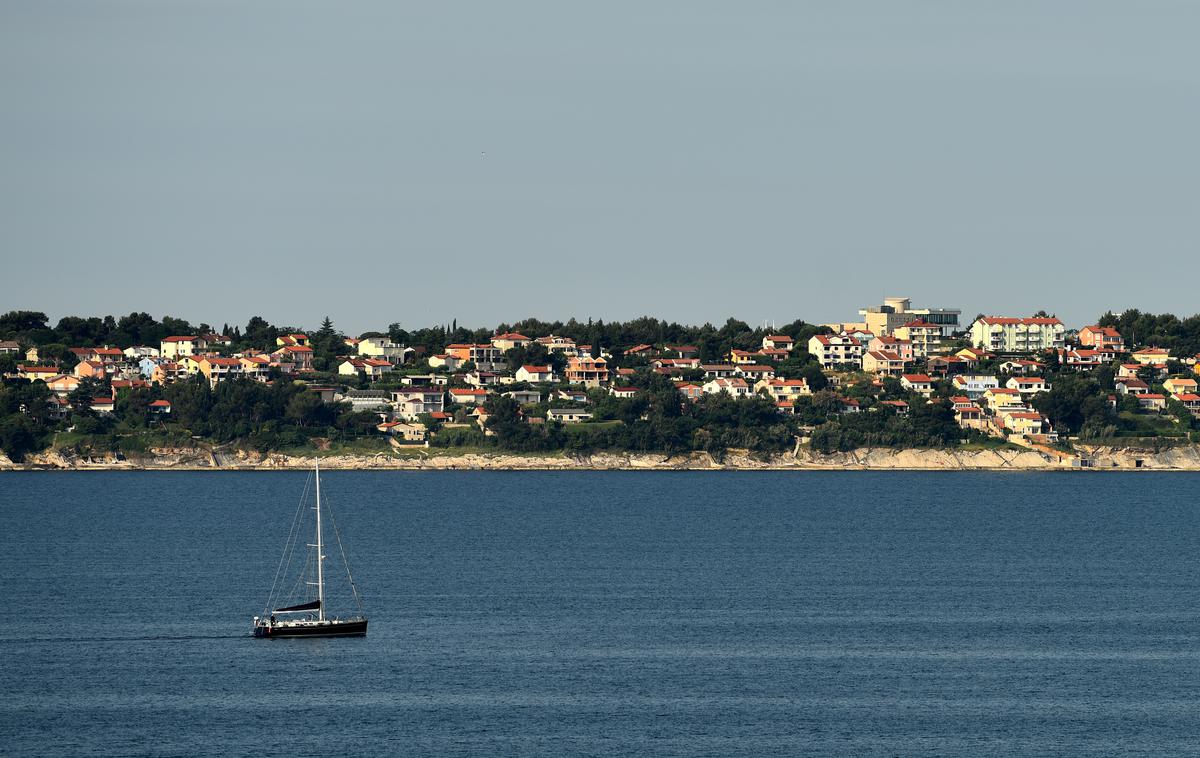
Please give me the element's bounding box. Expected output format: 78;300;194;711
253;461;368;638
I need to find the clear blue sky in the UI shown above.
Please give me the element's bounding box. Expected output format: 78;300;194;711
2;2;1197;334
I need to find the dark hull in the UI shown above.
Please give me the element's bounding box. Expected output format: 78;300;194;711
254;619;367;638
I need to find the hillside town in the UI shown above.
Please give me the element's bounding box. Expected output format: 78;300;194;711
2;299;1200;462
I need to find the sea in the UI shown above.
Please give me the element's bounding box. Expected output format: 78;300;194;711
2;470;1199;756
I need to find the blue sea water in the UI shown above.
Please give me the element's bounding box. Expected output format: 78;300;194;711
2;470;1200;756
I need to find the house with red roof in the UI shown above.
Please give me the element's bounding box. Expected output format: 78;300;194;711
516;365;556;383
900;374;935;397
491;332;532;351
1078;325;1124;351
761;335;794;351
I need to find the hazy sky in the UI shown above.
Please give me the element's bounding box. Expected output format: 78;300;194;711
2;2;1197;334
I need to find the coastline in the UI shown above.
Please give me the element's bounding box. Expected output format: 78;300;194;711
4;444;1200;471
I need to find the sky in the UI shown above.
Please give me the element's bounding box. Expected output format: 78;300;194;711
2;1;1197;334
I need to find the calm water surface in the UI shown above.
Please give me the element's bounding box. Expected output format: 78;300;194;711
2;471;1199;756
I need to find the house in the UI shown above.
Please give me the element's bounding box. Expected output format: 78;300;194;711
1115;378;1149;395
390;387;445;420
880;399;910;415
446;343;504;370
651;357;698;372
46;374;81;395
926;355;967;377
74;360;116;380
464;371;499;387
1131;348;1171;366
0;340;20;355
338;358;394;380
735;364;776;381
90;397;115;414
840;328;876;347
239;354;271;381
609;386;639;399
536;335;578;355
516;365;556;383
401;374;449;387
702;377;751;398
491;332;532;351
983;387;1026;413
755;378;810;401
954;404;988;431
449;387;489;405
334;389;389;412
998;410;1049;437
565;356;609;387
956;347;991;363
150;362;184;385
838;397;862;414
377;421;427;442
1059;349;1105;370
757;348;791;362
809;334;863;368
555;388;588;403
1078;325;1125;351
78;346;124;364
868;335;912;362
951;375;1000;399
276;334;309;348
198;356;244;386
272;344;314;371
160;336;207;359
674;382;704;401
428;354;464;370
1118;362;1166;381
547;408;592;423
110;378;150;396
998;358;1044;375
900;374;935;397
761;335;794;351
503;389;542;405
862;350;906;376
1173;394;1200;416
701;364;738;379
1005;377;1050;396
892;320;941;358
149;399;172;415
729;349;759;365
968;317;1065;352
1136;394;1168;413
1163;377;1199;397
357;337;412;363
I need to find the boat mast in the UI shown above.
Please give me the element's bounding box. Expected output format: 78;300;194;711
315;461;325;621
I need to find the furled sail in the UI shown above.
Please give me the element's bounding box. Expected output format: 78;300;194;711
274;599;321;614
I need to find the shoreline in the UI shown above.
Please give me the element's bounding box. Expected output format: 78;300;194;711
5;444;1200;471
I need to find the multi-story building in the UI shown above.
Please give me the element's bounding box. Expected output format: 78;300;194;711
893;320;942;358
867;335;913;363
808;334;863;369
969;317;1065;353
565;356;609;387
861;350;906;376
160;335;208;359
357;337;412;363
859;297;961;337
446;343;504;371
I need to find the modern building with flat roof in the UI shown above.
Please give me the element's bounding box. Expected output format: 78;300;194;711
858;297;961;337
